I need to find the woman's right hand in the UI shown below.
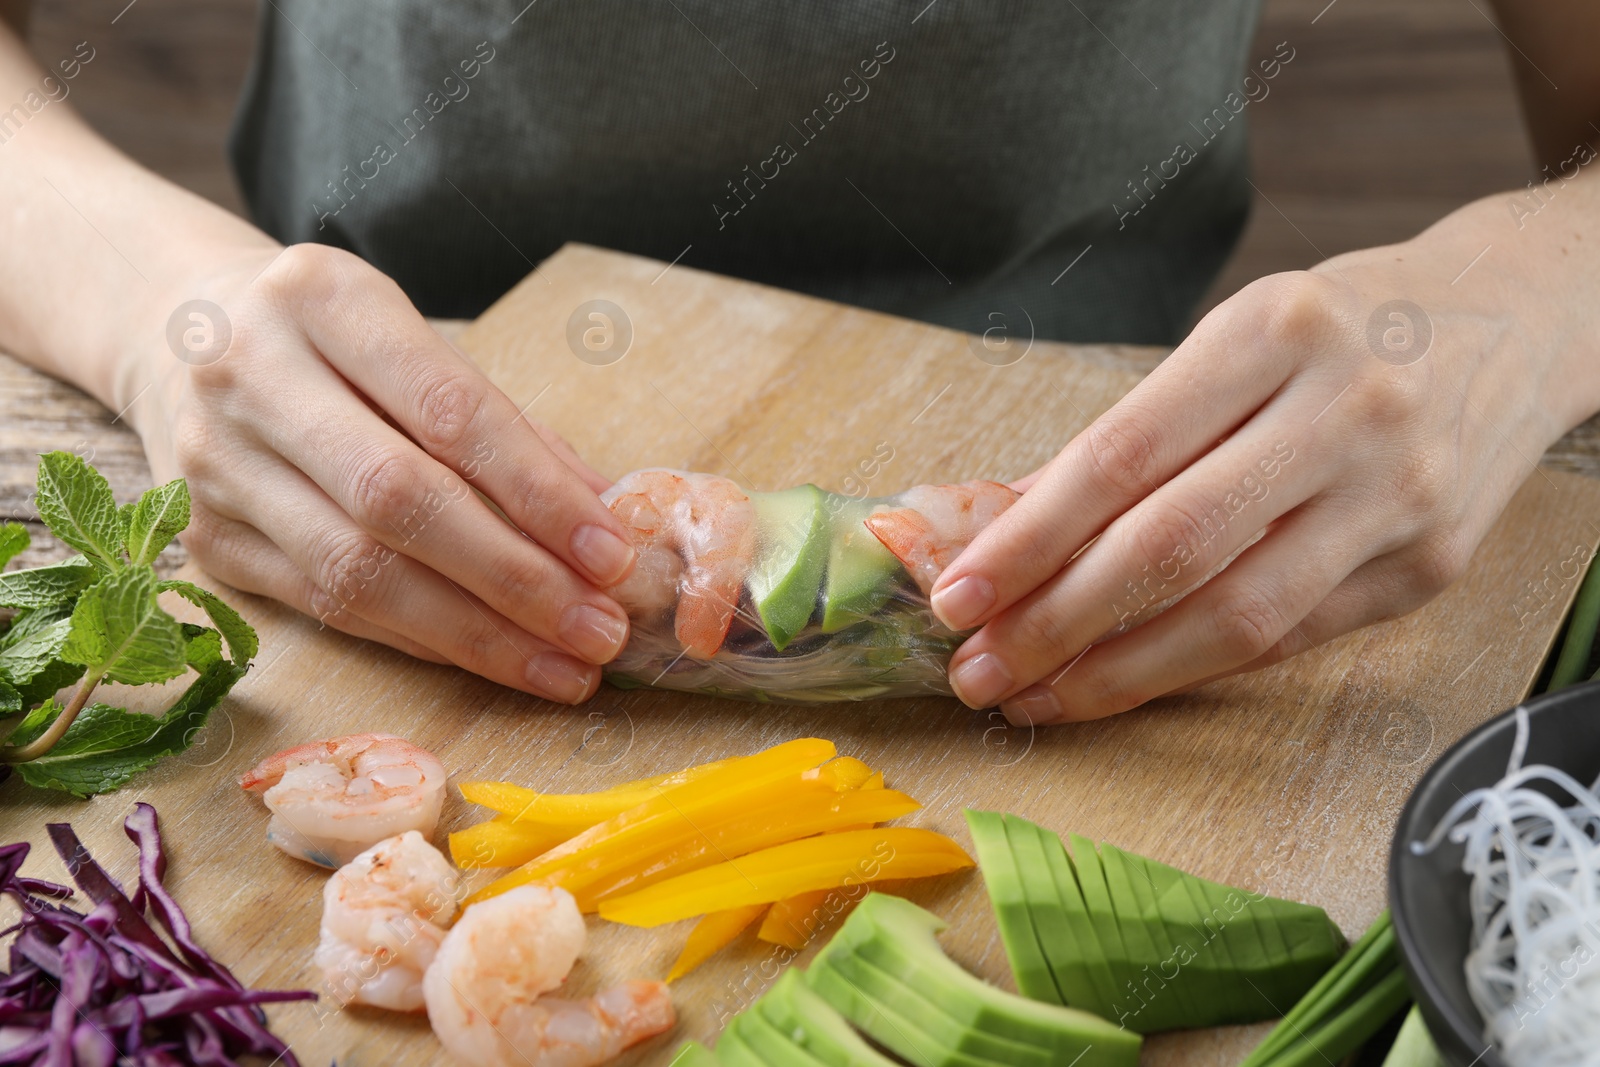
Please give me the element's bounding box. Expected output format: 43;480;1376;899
127;242;637;703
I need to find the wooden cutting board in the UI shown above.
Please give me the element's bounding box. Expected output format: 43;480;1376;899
5;243;1600;1067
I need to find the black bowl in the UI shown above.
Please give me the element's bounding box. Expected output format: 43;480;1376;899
1389;678;1600;1067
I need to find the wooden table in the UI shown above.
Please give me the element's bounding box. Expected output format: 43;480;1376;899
5;245;1600;1067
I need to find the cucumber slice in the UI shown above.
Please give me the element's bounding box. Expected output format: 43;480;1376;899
670;1041;723;1067
814;938;1053;1067
832;894;1142;1064
756;969;901;1067
821;500;903;633
963;810;1059;1003
749;484;829;650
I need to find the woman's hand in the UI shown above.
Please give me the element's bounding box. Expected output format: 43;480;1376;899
931;180;1600;724
127;243;638;703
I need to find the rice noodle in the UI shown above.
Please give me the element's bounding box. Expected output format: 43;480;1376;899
1413;706;1600;1065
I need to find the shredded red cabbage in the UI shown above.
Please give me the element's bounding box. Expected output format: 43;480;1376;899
1;802;314;1065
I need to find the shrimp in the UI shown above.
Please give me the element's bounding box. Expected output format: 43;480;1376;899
863;481;1021;597
316;830;460;1013
601;469;757;660
423;885;676;1067
239;733;446;868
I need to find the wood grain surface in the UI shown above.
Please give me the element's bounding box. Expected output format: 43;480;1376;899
4;245;1600;1067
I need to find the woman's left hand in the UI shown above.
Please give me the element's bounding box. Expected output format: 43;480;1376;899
930;177;1600;724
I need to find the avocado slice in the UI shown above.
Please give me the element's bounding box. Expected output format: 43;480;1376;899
813;940;1052;1067
963;810;1059;1004
731;1003;830;1067
1135;848;1336;1024
1037;821;1124;1014
748;484;829;650
1009;819;1132;1017
972;816;1345;1033
714;1025;769;1067
670;1042;723;1067
820;500;904;633
999;814;1093;1008
756;969;900;1067
1099;841;1201;1029
1066;833;1140;1013
827;894;1143;1065
806;957;1009;1067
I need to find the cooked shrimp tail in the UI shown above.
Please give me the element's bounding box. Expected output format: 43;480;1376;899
240;733;446;867
862;480;1021;595
423;885;676;1067
316;831;459;1012
602;470;756;660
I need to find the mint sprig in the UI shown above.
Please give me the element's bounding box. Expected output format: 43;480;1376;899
35;451;124;571
0;453;258;795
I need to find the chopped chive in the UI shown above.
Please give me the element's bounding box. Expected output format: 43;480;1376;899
1549;552;1600;690
1266;967;1410;1067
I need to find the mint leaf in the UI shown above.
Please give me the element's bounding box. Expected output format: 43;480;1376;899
158;578;258;666
0;613;72;685
118;500;136;543
14;659;245;796
0;610;84;706
0;556;96;608
61;567;187;685
34;452;124;570
4;696;60;748
124;479;190;566
183;625;224;671
0;679;19;719
14;660;85;709
0;602;71;649
0;522;28;568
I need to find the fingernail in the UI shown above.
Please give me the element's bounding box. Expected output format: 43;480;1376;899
949;652;1013;708
571;524;636;586
931;574;995;630
1004;687;1062;726
526;651;597;703
560;604;629;664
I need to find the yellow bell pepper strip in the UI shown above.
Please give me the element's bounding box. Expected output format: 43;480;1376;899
597;828;975;927
476;772;843;906
571;788;920;911
458;756;737;822
862;771;885;790
584;757;738;794
804;756;876;791
451;754;876;871
667;903;769;982
465;738;837;906
757;887;853;951
449;817;574;869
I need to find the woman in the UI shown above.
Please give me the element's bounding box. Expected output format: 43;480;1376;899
1;1;1596;721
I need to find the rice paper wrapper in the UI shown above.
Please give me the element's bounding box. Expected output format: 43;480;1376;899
597;469;1020;702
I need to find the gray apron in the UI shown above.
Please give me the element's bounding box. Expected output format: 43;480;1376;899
230;0;1265;343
